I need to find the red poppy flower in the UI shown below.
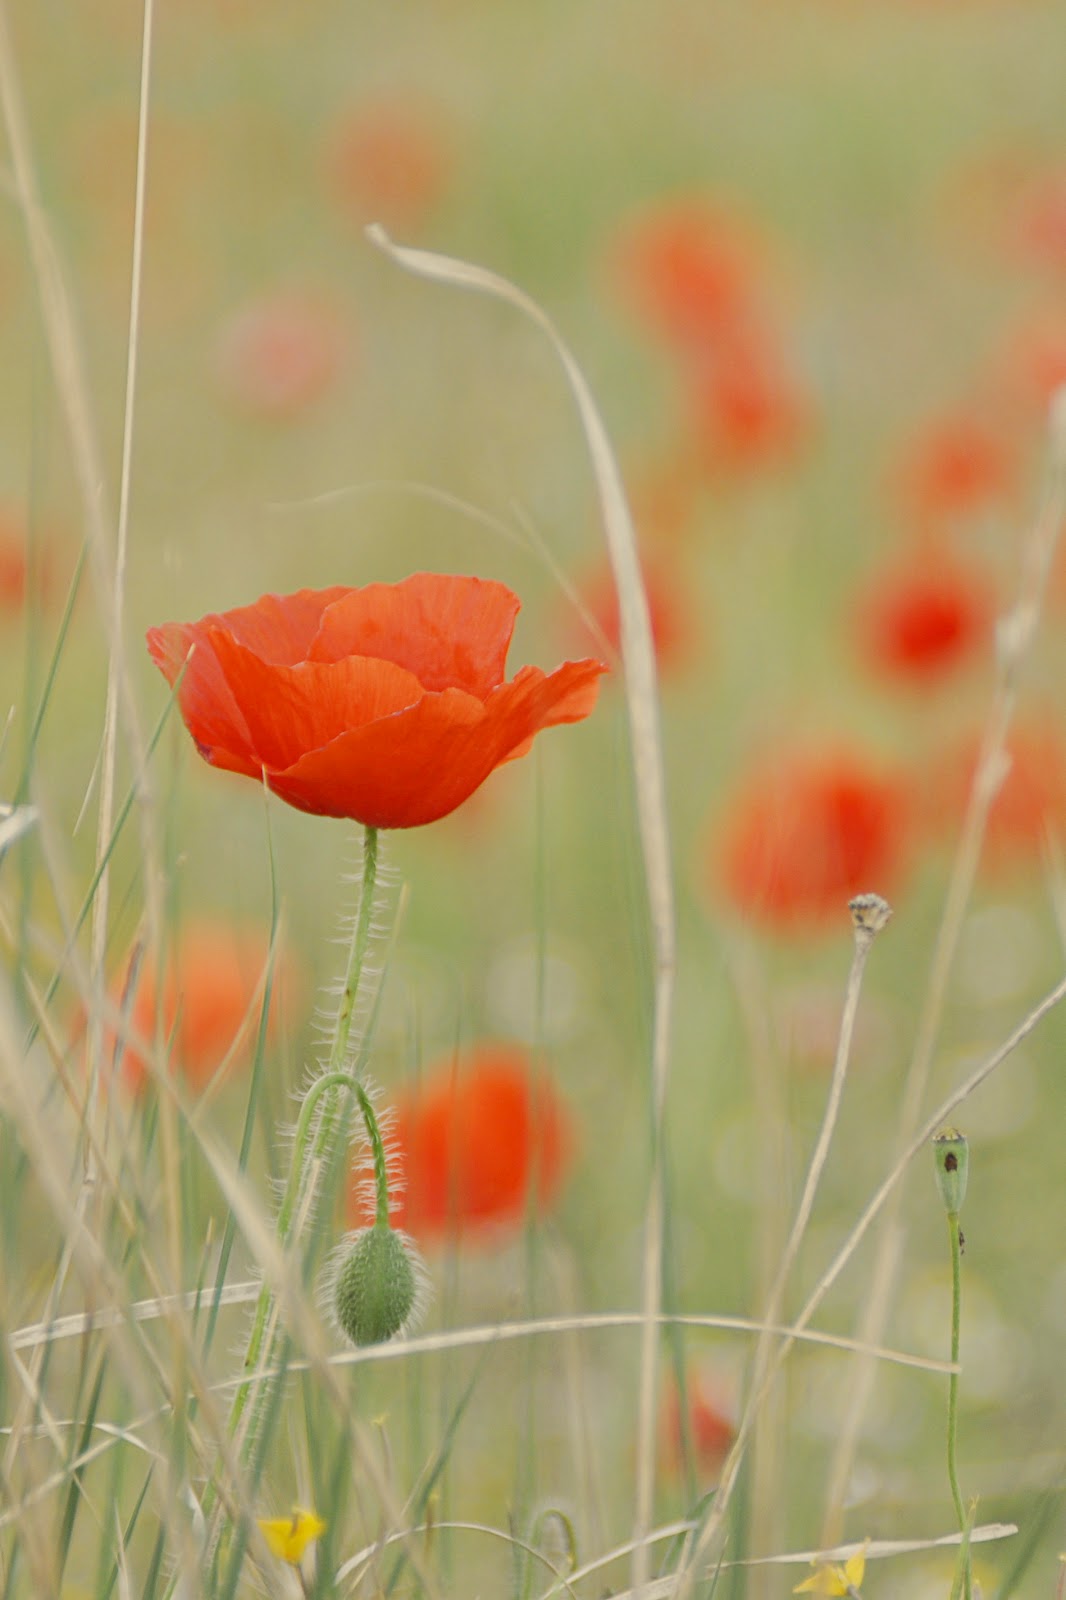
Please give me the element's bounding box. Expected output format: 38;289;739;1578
855;555;995;687
214;291;347;420
95;922;297;1095
350;1045;573;1241
896;414;1015;527
147;574;605;829
714;749;909;929
996;314;1066;417
661;1370;736;1476
928;723;1066;869
0;506;49;613
1014;170;1066;273
0;539;27;611
570;554;698;675
626;455;699;547
324;98;452;233
610;198;758;351
686;337;810;473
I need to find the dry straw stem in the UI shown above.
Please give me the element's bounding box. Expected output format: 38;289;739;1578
1;888;287;1590
0;1298;959;1551
366;224;676;1595
0;0;163;1135
601;1524;1017;1600
0;986;216;1584
336;1517;1017;1600
0;0;170;1534
335;1516;1014;1600
675;963;1066;1592
8;1296;956;1391
337;1518;585;1597
0;1299;957;1538
194;1124;444;1600
673;899;890;1598
820;392;1066;1543
722;930;788;1597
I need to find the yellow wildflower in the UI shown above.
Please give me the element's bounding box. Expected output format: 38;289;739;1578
256;1507;327;1565
794;1540;868;1596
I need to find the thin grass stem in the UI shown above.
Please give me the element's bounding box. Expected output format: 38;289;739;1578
821;396;1066;1525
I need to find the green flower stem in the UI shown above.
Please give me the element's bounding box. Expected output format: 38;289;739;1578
946;1209;972;1600
226;825;380;1442
353;1080;391;1227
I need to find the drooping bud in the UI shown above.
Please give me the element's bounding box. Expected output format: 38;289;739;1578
332;1223;426;1347
932;1127;969;1216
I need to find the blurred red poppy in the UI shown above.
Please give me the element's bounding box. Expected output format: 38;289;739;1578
351;1045;573;1241
610;198;758;351
661;1370;736;1477
570;554;699;675
996;314;1066;417
324;98;452;233
1014;170;1066;273
928;723;1066;868
855;554;995;687
626;455;700;547
0;539;27;611
97;923;296;1095
714;749;909;929
686;337;810;473
896;414;1014;527
147;574;605;829
0;507;47;613
214;290;348;420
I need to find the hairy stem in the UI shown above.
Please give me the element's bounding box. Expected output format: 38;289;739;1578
225;825;380;1444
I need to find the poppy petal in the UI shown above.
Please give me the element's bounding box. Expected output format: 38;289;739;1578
206;628;429;772
493;662;605;764
146;622;261;776
148;574;606;829
208;587;351;664
308;573;520;695
266;658;604;827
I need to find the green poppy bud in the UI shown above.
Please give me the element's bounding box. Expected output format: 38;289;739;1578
332;1224;426;1347
932;1127;969;1216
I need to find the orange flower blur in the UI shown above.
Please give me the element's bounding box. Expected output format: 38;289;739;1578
996;314;1066;417
661;1371;736;1477
103;923;294;1095
351;1046;573;1241
855;555;995;687
571;554;698;676
1014;169;1066;273
213;291;347;421
715;750;909;929
147;574;606;829
324;98;452;233
896;414;1014;528
0;519;31;613
928;723;1066;870
0;504;55;614
611;198;758;351
687;341;810;473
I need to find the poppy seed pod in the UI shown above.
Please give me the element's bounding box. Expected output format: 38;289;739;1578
933;1127;969;1215
331;1224;427;1346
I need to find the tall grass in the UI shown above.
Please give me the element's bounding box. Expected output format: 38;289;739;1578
2;1;1066;1595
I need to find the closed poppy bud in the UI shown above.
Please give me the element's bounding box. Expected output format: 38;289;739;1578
933;1127;969;1215
331;1223;427;1346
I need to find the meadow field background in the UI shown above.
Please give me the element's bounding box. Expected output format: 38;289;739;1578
3;0;1066;1595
